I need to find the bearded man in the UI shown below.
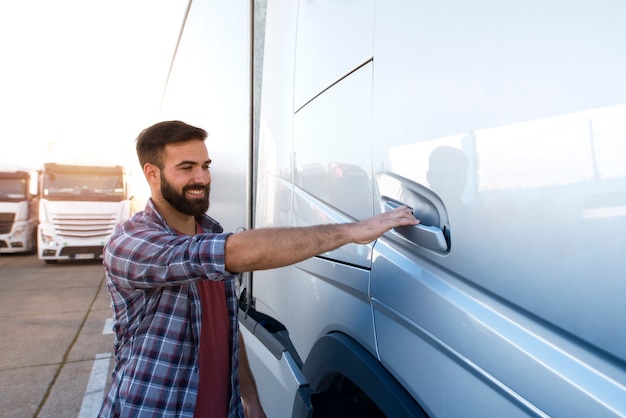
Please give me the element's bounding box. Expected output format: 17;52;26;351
98;120;418;418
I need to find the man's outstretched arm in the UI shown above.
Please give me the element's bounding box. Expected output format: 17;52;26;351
224;205;418;273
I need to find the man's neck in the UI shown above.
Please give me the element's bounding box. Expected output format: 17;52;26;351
152;198;197;236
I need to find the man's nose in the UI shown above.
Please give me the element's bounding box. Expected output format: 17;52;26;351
193;167;211;183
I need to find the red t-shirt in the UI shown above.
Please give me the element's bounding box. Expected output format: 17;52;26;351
194;279;231;418
175;225;231;417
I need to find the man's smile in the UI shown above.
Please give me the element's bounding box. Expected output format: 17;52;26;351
184;185;210;198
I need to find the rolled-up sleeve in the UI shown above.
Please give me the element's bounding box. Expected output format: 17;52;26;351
104;204;236;290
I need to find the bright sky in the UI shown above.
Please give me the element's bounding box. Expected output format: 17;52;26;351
0;0;188;168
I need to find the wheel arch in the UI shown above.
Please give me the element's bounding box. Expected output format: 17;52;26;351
301;332;428;418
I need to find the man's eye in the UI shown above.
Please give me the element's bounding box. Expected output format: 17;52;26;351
203;164;211;170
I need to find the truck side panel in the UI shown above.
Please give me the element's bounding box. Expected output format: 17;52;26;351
159;0;251;234
247;0;626;417
371;1;626;415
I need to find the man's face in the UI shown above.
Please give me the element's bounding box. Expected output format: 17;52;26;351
159;140;212;217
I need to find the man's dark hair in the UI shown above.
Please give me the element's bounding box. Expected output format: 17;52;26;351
136;120;208;169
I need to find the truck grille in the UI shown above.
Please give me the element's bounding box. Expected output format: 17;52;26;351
0;212;15;234
52;213;118;238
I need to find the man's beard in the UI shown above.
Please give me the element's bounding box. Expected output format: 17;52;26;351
160;173;210;217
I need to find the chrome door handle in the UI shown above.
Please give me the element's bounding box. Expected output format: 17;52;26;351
385;201;448;252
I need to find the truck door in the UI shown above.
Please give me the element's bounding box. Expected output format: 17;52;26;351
369;1;626;417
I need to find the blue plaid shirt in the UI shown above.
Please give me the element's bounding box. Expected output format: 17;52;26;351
98;199;245;417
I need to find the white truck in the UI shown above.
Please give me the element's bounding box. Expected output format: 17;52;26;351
37;159;132;264
160;1;626;417
0;164;39;254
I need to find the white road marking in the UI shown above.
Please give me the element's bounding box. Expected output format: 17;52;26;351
102;318;114;335
78;352;111;418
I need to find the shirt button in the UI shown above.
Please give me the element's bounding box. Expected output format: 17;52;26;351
185;403;192;409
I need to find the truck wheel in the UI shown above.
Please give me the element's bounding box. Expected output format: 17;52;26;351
311;375;385;418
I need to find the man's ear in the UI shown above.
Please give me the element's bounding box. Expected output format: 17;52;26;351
144;163;160;186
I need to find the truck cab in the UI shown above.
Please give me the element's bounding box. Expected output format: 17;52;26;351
159;1;626;416
37;161;131;263
0;164;38;254
244;1;626;417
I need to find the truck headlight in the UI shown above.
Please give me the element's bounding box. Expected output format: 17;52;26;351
12;225;26;238
40;230;56;245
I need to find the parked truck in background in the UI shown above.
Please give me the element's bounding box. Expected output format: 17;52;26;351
37;159;132;264
160;1;626;417
0;164;39;254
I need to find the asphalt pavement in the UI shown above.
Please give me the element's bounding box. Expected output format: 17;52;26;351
0;253;114;418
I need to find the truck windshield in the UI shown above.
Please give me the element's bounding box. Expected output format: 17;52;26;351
42;165;125;202
0;176;28;201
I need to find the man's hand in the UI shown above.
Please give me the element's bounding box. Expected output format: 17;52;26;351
239;334;267;418
242;399;267;418
349;205;419;245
